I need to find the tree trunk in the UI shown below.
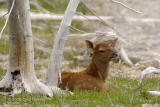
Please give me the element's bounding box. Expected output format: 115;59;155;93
44;0;81;87
0;0;52;97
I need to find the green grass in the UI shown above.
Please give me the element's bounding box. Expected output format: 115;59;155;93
64;55;78;68
0;68;159;107
0;0;90;15
30;4;38;11
38;0;69;13
0;19;9;34
0;67;6;79
32;20;58;40
34;48;50;59
0;3;7;9
71;20;90;33
37;0;90;14
0;39;9;55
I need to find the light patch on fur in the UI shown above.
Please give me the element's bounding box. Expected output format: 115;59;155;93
97;71;103;80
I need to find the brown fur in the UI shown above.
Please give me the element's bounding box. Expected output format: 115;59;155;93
58;39;118;93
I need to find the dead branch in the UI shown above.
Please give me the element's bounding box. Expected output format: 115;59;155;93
148;91;160;96
75;12;90;20
138;67;160;97
67;32;97;38
138;67;160;84
110;0;142;14
1;11;160;22
81;1;114;29
69;26;86;33
0;0;5;4
81;0;124;37
30;13;113;21
29;14;160;22
0;0;15;38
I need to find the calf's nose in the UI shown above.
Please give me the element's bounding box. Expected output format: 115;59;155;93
112;53;118;58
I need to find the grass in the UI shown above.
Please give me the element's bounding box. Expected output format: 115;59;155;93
71;20;91;33
37;0;90;14
0;0;90;15
0;3;6;9
38;0;69;13
30;4;38;11
0;19;9;54
64;55;78;68
34;48;50;59
0;65;159;106
0;67;6;79
0;39;9;55
0;79;159;106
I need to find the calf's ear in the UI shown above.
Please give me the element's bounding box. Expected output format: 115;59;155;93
86;40;94;49
109;38;118;47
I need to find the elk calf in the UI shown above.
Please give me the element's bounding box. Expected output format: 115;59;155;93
58;39;118;93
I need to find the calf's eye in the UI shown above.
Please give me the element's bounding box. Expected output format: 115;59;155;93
99;50;105;53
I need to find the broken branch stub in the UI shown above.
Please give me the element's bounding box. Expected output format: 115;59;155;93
138;67;160;97
138;67;160;84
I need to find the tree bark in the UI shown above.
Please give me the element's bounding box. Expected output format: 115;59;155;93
0;0;52;97
44;0;81;87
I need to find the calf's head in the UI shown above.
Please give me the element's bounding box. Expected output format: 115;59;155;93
86;38;118;63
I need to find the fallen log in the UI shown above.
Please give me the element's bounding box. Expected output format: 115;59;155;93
0;0;5;4
1;11;160;22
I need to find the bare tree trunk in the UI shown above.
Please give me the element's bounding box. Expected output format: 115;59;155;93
44;0;81;87
0;0;52;97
